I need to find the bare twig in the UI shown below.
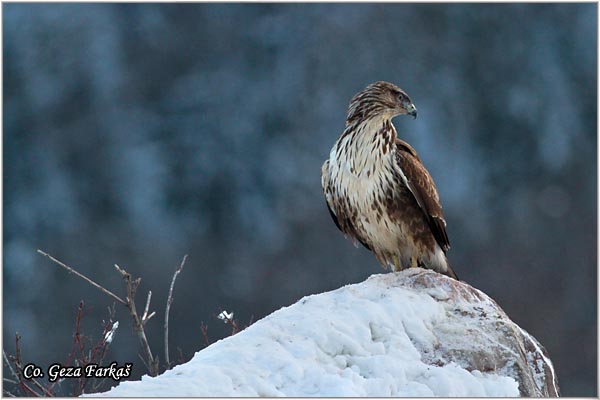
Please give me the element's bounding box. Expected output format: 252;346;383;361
3;350;23;397
44;302;118;396
12;333;39;397
114;263;159;376
75;301;86;364
36;250;191;378
164;254;187;367
200;322;211;347
228;318;240;335
142;290;152;321
39;249;160;377
141;290;156;325
27;375;53;397
90;317;118;393
10;333;53;397
217;310;240;335
246;315;255;329
3;350;19;383
176;347;185;365
63;302;84;371
37;250;126;306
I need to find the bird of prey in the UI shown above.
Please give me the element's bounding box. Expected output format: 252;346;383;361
321;81;458;280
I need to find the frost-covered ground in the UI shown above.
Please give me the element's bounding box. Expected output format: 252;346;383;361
94;269;558;397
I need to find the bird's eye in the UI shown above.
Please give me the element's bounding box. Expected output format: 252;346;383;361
397;93;406;102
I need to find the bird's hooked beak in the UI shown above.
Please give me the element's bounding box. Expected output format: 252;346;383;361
406;103;417;119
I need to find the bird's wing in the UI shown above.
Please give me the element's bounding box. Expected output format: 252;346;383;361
321;159;347;235
395;139;450;252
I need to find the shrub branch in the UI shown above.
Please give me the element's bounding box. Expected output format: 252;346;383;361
164;255;187;368
38;249;159;376
37;250;126;306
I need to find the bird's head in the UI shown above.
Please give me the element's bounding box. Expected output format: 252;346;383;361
346;81;417;125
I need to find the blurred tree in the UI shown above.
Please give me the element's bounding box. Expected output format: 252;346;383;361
3;3;596;395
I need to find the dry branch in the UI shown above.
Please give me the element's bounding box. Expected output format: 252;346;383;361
3;351;19;382
37;249;159;377
36;250;192;379
142;291;153;322
7;333;53;397
164;254;187;367
200;322;211;347
114;263;160;376
37;250;126;306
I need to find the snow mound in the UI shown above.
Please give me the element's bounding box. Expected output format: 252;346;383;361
94;268;559;397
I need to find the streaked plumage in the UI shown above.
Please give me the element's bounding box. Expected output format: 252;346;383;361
321;81;458;279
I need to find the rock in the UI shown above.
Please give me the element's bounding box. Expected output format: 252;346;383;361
399;269;559;397
93;268;559;397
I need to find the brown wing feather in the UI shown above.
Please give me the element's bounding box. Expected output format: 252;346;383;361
395;139;450;252
324;199;342;231
324;199;372;251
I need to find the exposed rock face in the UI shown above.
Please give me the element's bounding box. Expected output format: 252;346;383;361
399;270;559;397
95;268;559;397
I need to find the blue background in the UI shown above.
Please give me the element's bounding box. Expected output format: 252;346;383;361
3;3;597;396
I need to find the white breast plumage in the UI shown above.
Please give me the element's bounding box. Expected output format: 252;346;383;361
325;118;403;251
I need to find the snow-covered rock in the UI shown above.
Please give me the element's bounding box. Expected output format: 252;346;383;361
94;268;559;397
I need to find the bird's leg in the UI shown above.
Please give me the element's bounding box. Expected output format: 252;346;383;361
392;255;403;272
410;257;418;269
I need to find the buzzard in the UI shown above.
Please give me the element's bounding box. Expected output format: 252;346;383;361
321;81;458;280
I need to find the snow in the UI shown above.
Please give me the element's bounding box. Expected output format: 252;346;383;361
92;268;556;397
217;310;234;322
103;321;119;344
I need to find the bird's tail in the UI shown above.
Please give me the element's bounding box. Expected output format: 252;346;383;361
443;257;459;281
